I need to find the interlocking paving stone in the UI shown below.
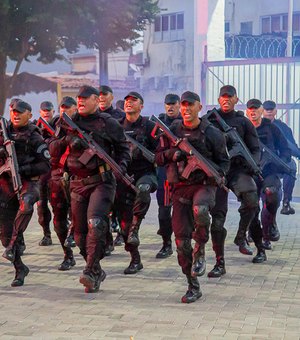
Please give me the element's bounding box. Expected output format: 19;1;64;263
1;197;300;339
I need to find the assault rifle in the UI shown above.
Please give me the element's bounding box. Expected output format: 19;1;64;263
205;108;263;180
0;117;22;197
61;112;138;194
259;141;297;179
150;115;228;191
125;132;155;164
36;116;55;136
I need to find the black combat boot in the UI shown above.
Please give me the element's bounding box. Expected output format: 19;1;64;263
2;246;16;262
113;232;124;246
181;275;202;303
124;250;143;274
156;239;173;259
280;200;295;215
234;238;253;255
207;257;226;278
127;217;142;246
191;243;206;277
58;254;76;271
270;223;280;242
39;234;52;246
11;262;30;287
252;247;267;263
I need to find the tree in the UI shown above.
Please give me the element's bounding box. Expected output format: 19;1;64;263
0;0;160;114
72;0;160;85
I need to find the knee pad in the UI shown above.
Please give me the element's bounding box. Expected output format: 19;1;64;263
88;218;108;239
137;183;151;203
240;191;259;210
193;205;211;227
19;195;35;214
175;238;192;257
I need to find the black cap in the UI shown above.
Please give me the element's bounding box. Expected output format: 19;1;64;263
40;101;54;111
263;100;276;110
9;98;22;107
12;100;32;113
180;91;200;103
60;96;77;107
247;98;262;109
164;94;180;104
124;91;144;104
99;85;113;94
77;85;99;98
219;85;237;97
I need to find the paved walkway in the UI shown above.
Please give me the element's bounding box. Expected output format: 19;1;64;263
1;196;300;339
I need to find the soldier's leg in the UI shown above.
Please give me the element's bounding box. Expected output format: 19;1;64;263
281;159;297;215
128;174;158;246
231;173;259;255
172;186;201;304
50;181;75;271
37;173;52;246
191;185;216;277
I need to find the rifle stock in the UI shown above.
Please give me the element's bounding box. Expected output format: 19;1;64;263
151;115;228;191
36;117;55;136
61;112;139;194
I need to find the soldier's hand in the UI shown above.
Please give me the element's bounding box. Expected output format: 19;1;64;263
172;150;186;162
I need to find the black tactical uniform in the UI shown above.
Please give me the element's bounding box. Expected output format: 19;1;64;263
47;115;75;270
204;108;261;277
35;118;55;246
114;115;158;274
155;112;182;258
155;117;229;301
100;105;125;120
249;118;291;252
49;109;130;292
0;117;50;287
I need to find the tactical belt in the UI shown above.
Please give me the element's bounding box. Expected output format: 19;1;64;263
71;173;103;186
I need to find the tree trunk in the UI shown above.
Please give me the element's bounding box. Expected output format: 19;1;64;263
99;50;109;86
0;53;7;116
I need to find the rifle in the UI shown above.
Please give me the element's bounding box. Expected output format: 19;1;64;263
259;141;297;179
150;115;228;191
61;112;138;194
206;108;263;180
125;132;155;163
0;117;22;197
36;117;55;136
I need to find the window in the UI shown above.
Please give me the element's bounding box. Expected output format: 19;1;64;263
153;12;184;43
262;17;271;33
240;22;252;35
162;15;169;31
271;16;280;32
225;22;230;33
261;13;300;34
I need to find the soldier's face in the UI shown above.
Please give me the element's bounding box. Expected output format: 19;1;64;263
124;97;143;115
218;94;238;113
60;104;77;117
246;106;263;124
180;101;201;124
99;92;113;111
165;102;180;118
77;94;99;116
263;108;276;122
10;110;32;128
40;109;54;122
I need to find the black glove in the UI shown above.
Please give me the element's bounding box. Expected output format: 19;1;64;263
0;146;8;160
66;136;86;152
164;147;181;161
